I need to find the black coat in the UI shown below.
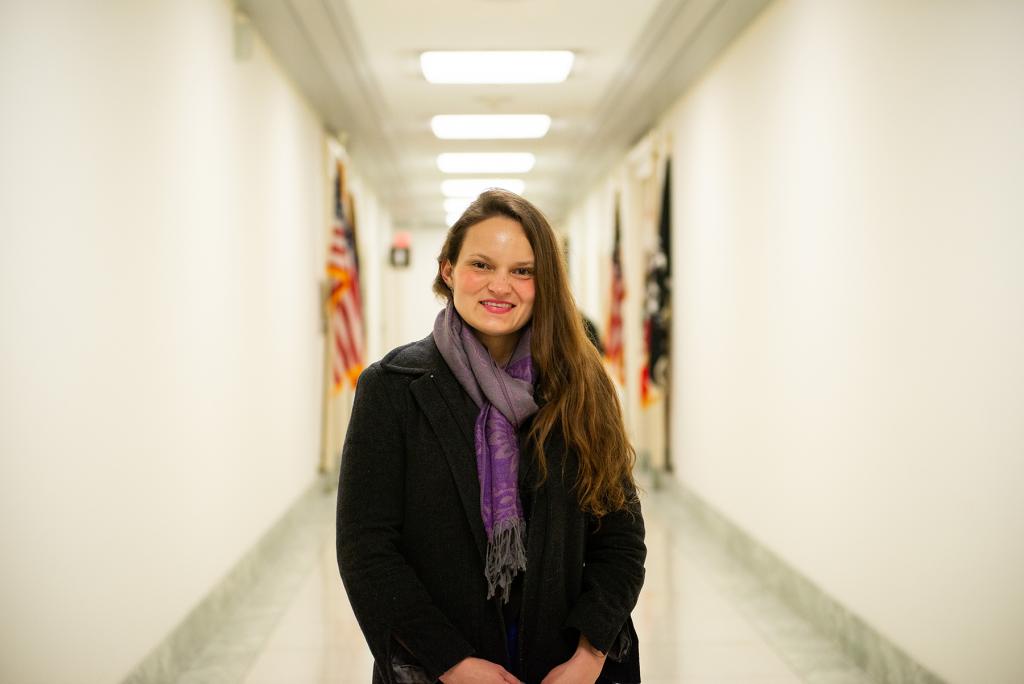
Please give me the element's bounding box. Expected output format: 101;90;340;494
336;335;646;684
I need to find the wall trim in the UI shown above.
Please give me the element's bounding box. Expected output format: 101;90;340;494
121;474;337;683
654;473;947;684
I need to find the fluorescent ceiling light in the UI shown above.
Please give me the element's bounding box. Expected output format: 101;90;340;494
441;179;526;197
421;51;574;84
431;115;551;140
437;152;535;174
444;197;474;215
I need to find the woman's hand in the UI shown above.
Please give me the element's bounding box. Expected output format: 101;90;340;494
540;635;605;684
439;657;521;684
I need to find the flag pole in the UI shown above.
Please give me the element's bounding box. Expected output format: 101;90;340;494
319;278;334;475
318;145;337;477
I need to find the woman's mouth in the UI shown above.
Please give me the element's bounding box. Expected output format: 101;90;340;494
480;300;514;314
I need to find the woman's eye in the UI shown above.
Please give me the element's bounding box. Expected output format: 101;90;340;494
470;261;489;269
513;268;534;277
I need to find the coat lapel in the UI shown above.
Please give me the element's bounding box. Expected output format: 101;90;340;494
409;362;488;566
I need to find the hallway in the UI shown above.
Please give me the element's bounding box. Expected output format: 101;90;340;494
168;477;872;684
4;1;1023;682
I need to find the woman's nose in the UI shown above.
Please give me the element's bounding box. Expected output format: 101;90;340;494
488;272;511;293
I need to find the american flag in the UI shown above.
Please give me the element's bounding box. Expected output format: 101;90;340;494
326;161;364;392
604;199;626;384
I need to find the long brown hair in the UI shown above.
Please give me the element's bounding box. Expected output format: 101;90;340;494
434;189;637;518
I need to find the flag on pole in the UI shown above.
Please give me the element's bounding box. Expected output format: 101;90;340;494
642;158;671;405
604;198;626;384
326;160;364;392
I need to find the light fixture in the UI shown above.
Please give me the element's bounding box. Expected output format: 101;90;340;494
441;179;526;196
437;152;535;174
420;51;575;84
431;114;551;140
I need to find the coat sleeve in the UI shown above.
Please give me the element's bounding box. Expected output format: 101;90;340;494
336;363;475;679
563;489;647;654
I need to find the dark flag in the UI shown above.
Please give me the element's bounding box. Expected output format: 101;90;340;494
604;198;625;384
642;159;671;404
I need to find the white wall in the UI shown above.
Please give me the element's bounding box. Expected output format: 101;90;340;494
0;1;339;681
382;228;450;354
570;1;1024;682
565;185;615;326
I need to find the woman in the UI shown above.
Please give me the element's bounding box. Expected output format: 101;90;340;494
337;189;646;684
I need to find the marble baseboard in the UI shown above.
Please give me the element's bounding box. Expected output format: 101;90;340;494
121;473;338;684
649;472;947;684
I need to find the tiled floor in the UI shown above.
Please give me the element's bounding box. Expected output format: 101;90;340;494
229;479;873;684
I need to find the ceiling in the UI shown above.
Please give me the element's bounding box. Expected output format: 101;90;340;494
237;0;771;229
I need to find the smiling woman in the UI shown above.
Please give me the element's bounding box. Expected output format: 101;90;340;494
440;215;536;363
337;189;646;684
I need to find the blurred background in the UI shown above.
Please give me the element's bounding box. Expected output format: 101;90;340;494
1;1;1022;683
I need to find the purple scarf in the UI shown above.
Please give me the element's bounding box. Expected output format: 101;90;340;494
433;303;538;603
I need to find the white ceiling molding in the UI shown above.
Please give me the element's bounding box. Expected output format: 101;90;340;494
239;0;411;217
562;0;773;218
238;0;771;229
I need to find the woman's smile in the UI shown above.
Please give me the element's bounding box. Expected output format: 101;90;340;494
480;299;515;314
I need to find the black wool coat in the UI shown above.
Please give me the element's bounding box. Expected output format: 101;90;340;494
336;335;646;684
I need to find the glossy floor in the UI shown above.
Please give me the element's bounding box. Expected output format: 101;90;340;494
217;480;875;684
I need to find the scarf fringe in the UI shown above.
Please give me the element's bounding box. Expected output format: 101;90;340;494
485;516;527;603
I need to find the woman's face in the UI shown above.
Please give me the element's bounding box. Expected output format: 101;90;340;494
441;215;536;356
